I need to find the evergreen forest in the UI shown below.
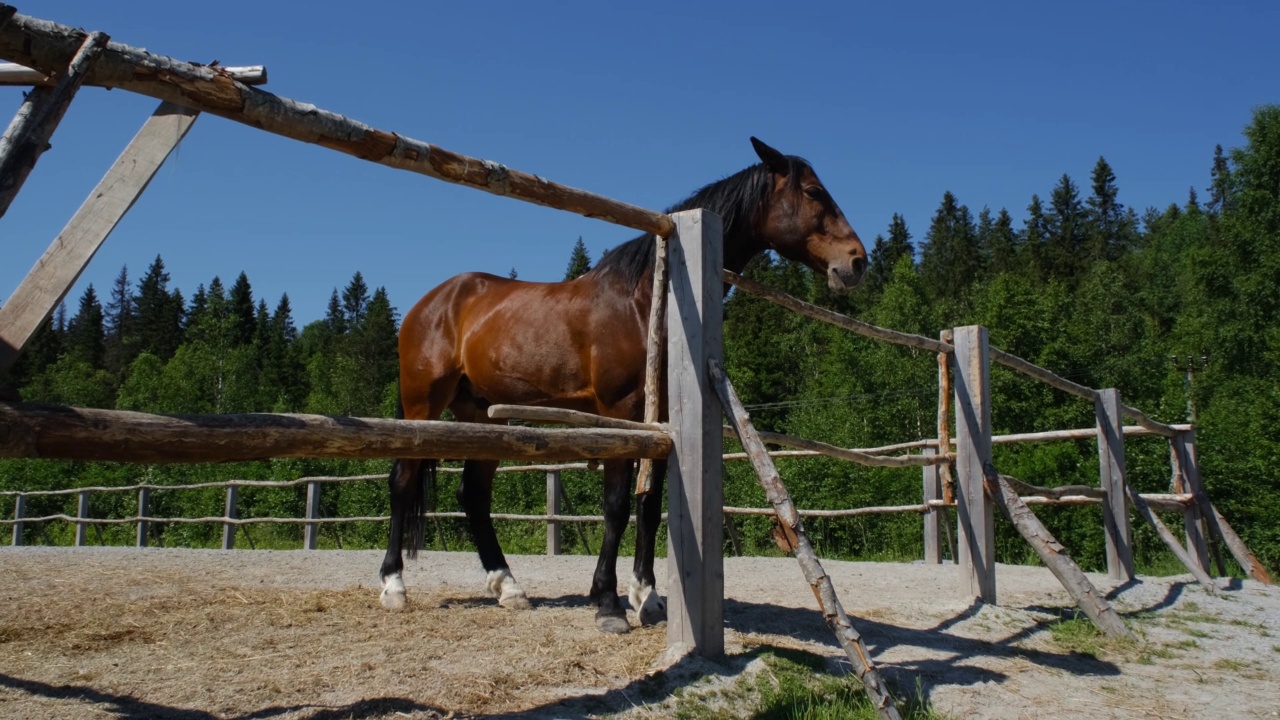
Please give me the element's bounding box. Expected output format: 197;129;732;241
2;107;1278;578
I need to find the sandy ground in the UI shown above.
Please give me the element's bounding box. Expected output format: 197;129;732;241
0;547;1277;719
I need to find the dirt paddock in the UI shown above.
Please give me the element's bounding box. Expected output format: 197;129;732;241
1;547;1276;719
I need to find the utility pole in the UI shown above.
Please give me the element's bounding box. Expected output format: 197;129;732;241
1169;354;1209;422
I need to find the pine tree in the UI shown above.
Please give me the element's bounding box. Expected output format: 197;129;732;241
975;206;995;277
229;272;256;347
866;213;914;292
988;208;1020;275
263;293;305;410
1208;143;1231;215
324;289;346;338
103;265;134;374
1045;174;1086;278
66;284;106;368
187;284;209;332
564;237;592;280
919;191;979;302
134;255;184;361
342;272;370;326
1086;157;1124;261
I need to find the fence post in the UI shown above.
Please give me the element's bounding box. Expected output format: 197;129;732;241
1171;430;1211;573
952;325;995;602
546;470;562;556
222;484;239;550
11;493;24;546
1095;388;1134;581
922;448;942;564
75;490;90;546
136;487;150;547
303;480;320;550
665;208;724;659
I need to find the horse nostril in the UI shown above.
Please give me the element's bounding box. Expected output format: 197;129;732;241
853;256;867;276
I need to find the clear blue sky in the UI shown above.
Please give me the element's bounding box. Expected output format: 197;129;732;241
3;1;1277;326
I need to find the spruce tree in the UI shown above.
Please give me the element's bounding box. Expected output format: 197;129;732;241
229;272;257;347
264;293;305;410
564;236;592;280
919;191;978;303
1045;174;1086;278
988;208;1020;275
1208;143;1231;215
342;272;370;326
134;255;184;361
1086;157;1126;261
103;265;134;374
324;289;346;338
66;284;106;368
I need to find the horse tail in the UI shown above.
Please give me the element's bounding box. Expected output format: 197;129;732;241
393;394;437;559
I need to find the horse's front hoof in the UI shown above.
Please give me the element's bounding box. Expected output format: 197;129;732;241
380;574;407;610
596;612;632;634
499;592;532;610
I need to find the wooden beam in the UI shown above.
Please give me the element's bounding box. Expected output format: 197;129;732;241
222;485;239;550
722;425;946;468
1124;481;1217;592
0;61;268;86
922;447;942;564
983;464;1135;640
710;359;902;720
486;404;661;432
1171;430;1211;574
1095;389;1134;581
0;101;198;374
0;402;673;463
0;30;107;219
546;470;562;556
953;326;995;602
0;7;674;237
724;270;950;353
665;209;724;659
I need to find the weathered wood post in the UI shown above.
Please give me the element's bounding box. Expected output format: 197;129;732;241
1095;388;1134;581
222;484;239;550
74;489;90;546
546;470;562;556
11;492;24;545
952;325;995;601
1171;430;1211;574
922;447;942;564
303;480;321;550
665;208;724;658
136;487;150;547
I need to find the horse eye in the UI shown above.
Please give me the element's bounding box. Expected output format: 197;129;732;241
804;186;827;201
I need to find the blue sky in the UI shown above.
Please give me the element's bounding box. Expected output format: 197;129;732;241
3;1;1277;326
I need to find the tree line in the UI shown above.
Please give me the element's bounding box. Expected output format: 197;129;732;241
1;107;1276;575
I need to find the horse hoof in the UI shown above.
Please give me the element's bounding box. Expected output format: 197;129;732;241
499;593;532;610
596;614;632;634
380;574;407;610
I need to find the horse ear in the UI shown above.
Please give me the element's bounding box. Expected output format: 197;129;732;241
751;137;790;177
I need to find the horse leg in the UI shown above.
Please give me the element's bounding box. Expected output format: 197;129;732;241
380;457;434;609
458;458;531;609
629;458;667;626
590;459;634;634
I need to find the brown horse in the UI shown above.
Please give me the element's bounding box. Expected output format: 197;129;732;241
380;137;867;633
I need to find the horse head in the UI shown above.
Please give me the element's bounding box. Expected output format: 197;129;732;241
750;137;867;294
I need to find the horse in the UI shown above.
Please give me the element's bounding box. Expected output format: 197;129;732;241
380;137;867;633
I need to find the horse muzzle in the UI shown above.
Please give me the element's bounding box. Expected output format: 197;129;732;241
826;258;865;295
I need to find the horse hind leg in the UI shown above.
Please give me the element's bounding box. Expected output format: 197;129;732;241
629;458;668;626
459;457;531;610
381;457;436;610
591;459;634;634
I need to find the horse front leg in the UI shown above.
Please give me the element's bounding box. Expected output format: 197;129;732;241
630;458;667;626
591;459;634;634
458;459;530;609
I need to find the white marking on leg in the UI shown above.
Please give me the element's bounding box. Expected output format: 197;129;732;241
629;576;666;625
486;569;531;609
380;572;406;610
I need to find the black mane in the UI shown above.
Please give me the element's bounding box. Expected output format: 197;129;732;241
587;155;811;289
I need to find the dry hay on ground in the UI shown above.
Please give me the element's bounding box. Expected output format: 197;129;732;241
1;547;1277;719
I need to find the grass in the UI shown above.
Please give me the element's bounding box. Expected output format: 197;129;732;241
668;647;948;720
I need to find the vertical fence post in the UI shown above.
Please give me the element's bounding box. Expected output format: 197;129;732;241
953;325;995;602
1095;388;1135;581
1171;430;1211;573
136;487;150;547
303;481;320;550
665;208;724;659
546;470;562;556
11;493;25;546
75;490;90;546
222;484;239;550
922;447;942;564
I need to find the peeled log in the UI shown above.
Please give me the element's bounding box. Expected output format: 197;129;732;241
0;403;672;463
982;463;1135;640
